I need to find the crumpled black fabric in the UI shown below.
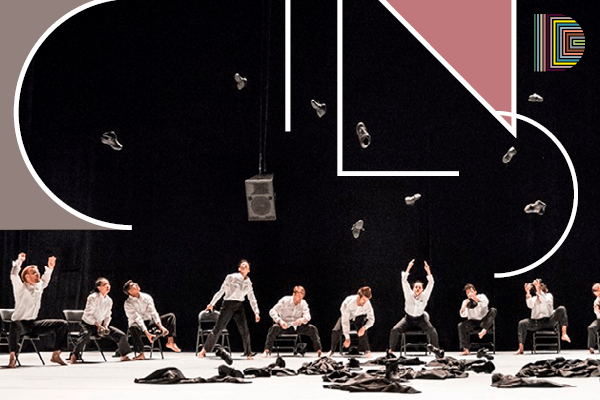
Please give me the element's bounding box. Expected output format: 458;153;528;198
426;356;495;374
134;367;249;384
491;373;572;388
297;356;346;375
363;352;425;367
516;357;600;378
243;356;297;377
323;373;421;393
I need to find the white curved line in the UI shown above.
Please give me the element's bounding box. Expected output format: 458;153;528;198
493;112;578;278
13;0;131;230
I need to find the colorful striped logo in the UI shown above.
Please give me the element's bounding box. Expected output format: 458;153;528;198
534;14;585;72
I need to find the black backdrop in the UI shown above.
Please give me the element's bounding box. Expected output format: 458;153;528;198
4;0;599;353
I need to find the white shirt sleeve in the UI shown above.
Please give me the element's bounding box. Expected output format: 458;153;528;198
459;299;469;318
340;298;351;340
210;275;230;306
421;274;434;302
364;301;375;330
269;298;284;324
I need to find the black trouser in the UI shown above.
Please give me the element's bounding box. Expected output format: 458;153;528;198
264;323;322;352
129;313;177;353
204;301;251;356
389;313;439;350
71;321;132;359
458;307;497;350
331;314;370;352
587;319;600;349
9;319;68;353
517;306;568;344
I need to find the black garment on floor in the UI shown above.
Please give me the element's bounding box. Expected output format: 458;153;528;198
363;353;425;367
324;373;421;393
243;356;297;377
134;367;248;384
491;373;572;388
516;357;600;378
297;356;345;375
426;356;496;374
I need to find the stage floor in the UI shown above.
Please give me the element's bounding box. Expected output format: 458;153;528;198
1;350;598;399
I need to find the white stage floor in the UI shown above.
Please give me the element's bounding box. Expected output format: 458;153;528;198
1;350;598;399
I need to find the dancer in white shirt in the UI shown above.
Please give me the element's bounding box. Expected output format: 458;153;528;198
587;282;600;354
197;259;260;360
123;280;181;359
7;252;68;368
327;286;375;358
388;259;440;355
70;278;133;363
515;279;570;355
262;286;322;357
457;283;497;355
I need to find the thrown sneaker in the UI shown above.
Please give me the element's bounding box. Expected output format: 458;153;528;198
502;146;517;164
101;131;123;151
405;193;421;206
426;344;445;359
356;122;371;149
311;100;327;117
476;347;494;360
524;200;546;215
234;73;247;90
215;345;233;365
351;220;365;239
528;93;544;102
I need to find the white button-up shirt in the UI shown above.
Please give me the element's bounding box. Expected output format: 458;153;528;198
402;272;434;317
269;295;310;327
340;294;375;339
210;273;259;315
82;292;113;326
526;292;554;319
10;258;53;321
124;292;161;331
459;293;490;320
594;297;600;319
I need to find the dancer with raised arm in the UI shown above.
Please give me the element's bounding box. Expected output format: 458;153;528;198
515;279;570;355
7;252;68;368
387;259;442;357
458;283;497;355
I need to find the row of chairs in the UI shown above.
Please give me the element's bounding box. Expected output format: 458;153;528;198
4;309;597;362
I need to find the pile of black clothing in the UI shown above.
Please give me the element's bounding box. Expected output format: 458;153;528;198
297;356;347;375
516;357;600;378
134;366;248;384
244;356;297;377
491;373;572;388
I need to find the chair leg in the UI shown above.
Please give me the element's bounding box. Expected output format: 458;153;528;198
195;329;201;356
29;339;45;366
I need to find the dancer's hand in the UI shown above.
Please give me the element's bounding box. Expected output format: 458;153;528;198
424;261;431;275
206;304;214;311
357;327;366;337
48;256;57;269
343;338;351;348
18;253;26;262
406;259;415;272
255;314;260;323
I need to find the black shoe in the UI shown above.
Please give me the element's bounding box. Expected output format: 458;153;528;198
215;345;233;365
476;347;494;360
426;344;445;359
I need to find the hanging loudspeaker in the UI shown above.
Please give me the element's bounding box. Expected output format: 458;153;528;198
245;174;276;221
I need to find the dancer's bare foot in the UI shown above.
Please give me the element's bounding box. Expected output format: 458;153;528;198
478;329;487;339
261;350;269;358
69;354;78;364
589;348;595;354
325;350;334;358
197;349;206;359
120;355;132;361
50;351;67;365
246;354;254;360
317;350;322;357
515;345;524;355
133;353;145;360
364;351;372;359
7;353;17;368
165;342;181;352
460;349;470;356
561;334;571;343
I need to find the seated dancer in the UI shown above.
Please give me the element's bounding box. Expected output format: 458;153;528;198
458;283;497;355
588;282;600;354
388;259;441;355
123;280;181;359
515;278;570;355
262;286;322;357
70;277;133;363
7;252;68;368
327;286;375;358
197;259;260;360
